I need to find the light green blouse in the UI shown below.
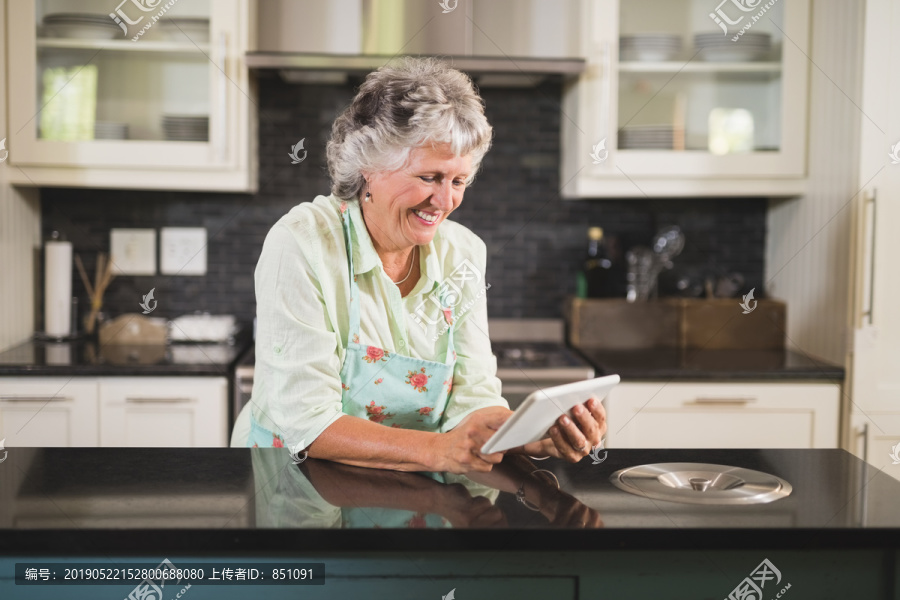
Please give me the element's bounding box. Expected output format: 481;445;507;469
231;194;508;449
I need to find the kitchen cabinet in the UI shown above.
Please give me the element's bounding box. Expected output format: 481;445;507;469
561;0;810;197
606;381;839;449
0;378;98;446
99;377;227;447
845;0;900;482
4;0;257;192
0;375;227;447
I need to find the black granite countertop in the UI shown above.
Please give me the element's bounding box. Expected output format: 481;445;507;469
572;347;845;381
0;336;253;376
236;343;838;382
0;448;896;554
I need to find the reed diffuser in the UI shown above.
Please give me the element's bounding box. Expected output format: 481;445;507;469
75;252;114;335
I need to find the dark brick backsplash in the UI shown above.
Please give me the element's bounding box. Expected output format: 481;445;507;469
41;74;766;331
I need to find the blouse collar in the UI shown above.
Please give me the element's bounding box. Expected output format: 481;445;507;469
341;195;442;292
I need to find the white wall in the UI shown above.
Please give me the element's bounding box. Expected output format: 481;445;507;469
765;0;864;365
0;0;43;352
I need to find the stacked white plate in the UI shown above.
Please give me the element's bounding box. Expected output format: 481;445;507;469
161;114;208;141
94;121;129;140
159;18;210;43
42;13;122;40
619;125;674;150
694;32;772;62
619;34;682;62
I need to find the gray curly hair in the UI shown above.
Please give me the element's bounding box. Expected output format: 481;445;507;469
326;57;493;200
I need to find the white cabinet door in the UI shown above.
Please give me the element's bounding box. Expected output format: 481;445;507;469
0;378;98;446
848;0;900;415
99;377;228;447
561;0;810;197
4;0;256;192
606;381;840;449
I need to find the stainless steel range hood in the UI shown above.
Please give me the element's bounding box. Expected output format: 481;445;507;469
248;0;586;85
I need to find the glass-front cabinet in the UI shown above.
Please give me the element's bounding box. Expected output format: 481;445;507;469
562;0;810;197
6;0;256;191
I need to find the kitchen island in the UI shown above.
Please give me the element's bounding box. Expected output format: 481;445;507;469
1;448;898;599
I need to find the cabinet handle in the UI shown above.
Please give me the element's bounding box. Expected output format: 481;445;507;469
125;397;193;404
858;422;869;462
861;189;877;325
685;397;755;406
0;395;71;403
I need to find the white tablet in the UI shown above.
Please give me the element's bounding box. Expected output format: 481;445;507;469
480;374;620;454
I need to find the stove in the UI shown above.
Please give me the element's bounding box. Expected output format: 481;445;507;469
492;341;595;379
488;320;595;409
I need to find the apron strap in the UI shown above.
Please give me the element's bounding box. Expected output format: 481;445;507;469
439;287;457;364
445;317;455;364
341;204;362;337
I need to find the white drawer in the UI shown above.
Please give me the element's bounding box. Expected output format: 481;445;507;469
0;378;99;446
607;381;840;449
98;377;227;447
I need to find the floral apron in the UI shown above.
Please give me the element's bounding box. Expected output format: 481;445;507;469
337;200;457;430
248;200;457;448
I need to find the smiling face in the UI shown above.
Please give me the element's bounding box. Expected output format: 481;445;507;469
362;142;472;253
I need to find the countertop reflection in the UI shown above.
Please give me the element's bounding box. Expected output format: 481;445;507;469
252;450;600;531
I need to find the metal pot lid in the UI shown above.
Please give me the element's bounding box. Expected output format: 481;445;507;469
609;462;792;505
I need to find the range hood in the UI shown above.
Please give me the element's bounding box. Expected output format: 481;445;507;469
248;0;586;84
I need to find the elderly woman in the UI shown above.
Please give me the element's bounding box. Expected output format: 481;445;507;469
231;57;606;473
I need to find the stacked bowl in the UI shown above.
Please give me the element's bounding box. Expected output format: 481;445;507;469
619;33;682;62
42;13;122;39
618;125;675;150
93;122;129;140
694;32;772;61
161;115;209;142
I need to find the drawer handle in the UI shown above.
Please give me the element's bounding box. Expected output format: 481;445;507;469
0;395;71;403
125;397;193;404
685;397;756;406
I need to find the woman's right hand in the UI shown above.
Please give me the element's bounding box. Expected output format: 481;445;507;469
429;407;512;473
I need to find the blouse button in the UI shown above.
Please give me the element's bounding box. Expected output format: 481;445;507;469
274;346;282;354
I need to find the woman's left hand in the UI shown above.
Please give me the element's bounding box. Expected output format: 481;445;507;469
518;396;606;462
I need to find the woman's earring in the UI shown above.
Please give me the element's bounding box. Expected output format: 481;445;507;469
364;191;371;202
